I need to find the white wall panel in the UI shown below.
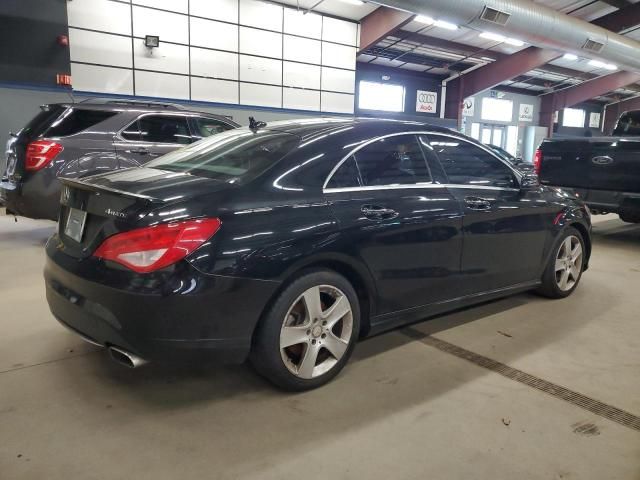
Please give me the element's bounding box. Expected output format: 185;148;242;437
240;0;282;31
283;88;320;111
239;27;282;58
135;71;190;99
240;56;282;85
190;0;238;23
69;28;132;68
67;0;131;35
321;91;354;114
283;9;321;39
322;42;356;70
71;63;133;95
191;48;238;80
133;6;189;45
283;35;320;65
190;18;238;51
191;77;239;104
240;83;281;108
283;62;320;90
321;67;355;94
133;0;188;14
134;42;189;74
322;17;357;46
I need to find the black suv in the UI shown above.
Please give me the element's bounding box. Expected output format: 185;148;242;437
1;99;239;220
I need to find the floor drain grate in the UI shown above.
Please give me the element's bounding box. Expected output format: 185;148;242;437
402;328;640;432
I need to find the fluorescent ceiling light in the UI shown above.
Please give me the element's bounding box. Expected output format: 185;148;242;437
337;0;364;5
415;15;434;25
588;59;617;70
563;53;578;61
433;19;459;30
479;32;524;46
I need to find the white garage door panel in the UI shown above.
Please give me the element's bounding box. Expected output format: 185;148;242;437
240;0;283;31
240;83;281;108
69;28;132;68
322;17;357;46
190;0;238;23
67;0;131;35
133;6;189;45
283;88;320;111
321;67;355;94
282;62;320;90
322;43;356;70
321;91;354;114
190;18;238;51
135;71;190;99
134;42;189;74
191;48;238;80
239;27;282;58
191;77;239;104
71;63;133;95
283;35;320;65
240;56;282;85
133;0;188;14
283;9;321;39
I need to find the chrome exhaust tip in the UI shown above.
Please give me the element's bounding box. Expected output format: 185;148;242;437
108;346;148;368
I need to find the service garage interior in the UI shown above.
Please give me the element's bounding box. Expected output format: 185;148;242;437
0;0;639;479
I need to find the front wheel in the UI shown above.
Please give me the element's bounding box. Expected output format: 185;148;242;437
250;270;360;391
537;227;586;299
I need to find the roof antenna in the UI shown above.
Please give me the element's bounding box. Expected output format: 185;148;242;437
249;116;267;132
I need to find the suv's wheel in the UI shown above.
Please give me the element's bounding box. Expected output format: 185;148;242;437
250;270;360;391
537;227;586;298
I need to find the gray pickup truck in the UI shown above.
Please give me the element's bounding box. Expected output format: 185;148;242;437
537;110;640;223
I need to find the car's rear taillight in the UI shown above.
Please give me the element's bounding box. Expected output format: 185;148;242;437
93;218;221;273
533;148;543;176
25;140;63;171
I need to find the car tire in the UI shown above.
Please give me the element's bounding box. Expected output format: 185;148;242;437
250;269;360;391
537;227;586;299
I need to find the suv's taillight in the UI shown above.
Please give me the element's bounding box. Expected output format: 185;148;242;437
533;148;543;176
93;218;221;273
25;140;63;171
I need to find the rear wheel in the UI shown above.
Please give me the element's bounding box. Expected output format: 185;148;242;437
537;227;585;298
250;270;360;391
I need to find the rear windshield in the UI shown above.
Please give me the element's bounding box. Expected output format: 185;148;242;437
45;108;117;137
147;129;299;184
19;105;66;139
613;111;640;137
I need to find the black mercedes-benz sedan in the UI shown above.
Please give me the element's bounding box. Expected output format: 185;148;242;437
44;118;591;390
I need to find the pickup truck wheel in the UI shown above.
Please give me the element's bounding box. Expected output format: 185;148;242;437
537;227;585;299
250;270;360;391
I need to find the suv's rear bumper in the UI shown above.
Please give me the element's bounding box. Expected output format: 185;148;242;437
1;174;61;220
44;236;280;364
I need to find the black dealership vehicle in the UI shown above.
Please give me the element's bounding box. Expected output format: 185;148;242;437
44;118;591;390
487;144;535;173
537;109;640;223
1;99;238;221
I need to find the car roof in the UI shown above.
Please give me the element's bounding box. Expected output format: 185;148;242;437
262;117;456;141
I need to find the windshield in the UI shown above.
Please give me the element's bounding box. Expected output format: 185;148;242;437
613;111;640;136
147;129;300;184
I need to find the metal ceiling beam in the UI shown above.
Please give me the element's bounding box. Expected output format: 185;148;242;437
359;6;415;53
539;71;640;130
603;95;640;133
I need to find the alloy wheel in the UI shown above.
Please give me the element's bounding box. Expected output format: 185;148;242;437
555;235;583;291
279;285;353;379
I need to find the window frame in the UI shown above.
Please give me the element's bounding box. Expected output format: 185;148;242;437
425;132;521;191
117;112;193;145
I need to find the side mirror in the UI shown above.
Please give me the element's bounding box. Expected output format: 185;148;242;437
520;173;539;190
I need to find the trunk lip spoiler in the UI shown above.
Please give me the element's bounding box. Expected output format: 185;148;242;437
60;177;160;202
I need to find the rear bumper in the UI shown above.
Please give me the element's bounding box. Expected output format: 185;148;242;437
44;236;280;364
1;174;61;220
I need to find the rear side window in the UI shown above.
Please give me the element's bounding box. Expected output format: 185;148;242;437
147;129;299;184
121;115;191;144
613;111;640;136
193;117;234;139
46;108;117;137
427;135;516;188
326;156;361;189
21;105;66;139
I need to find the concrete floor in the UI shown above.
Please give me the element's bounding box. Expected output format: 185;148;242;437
0;210;638;480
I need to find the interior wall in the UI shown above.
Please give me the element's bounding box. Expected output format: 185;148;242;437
553;102;605;137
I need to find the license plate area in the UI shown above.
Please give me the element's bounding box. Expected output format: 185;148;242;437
64;208;87;243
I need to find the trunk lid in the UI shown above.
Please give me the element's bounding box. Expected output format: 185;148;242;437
57;167;234;258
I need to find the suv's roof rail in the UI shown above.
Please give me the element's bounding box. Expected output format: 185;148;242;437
77;97;184;110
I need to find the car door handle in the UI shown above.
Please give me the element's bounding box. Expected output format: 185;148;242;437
129;147;150;155
361;205;399;220
464;196;492;211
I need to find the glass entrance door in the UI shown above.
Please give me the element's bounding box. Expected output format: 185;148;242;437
480;124;506;149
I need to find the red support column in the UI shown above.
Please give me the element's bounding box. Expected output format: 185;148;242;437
359;7;415;53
